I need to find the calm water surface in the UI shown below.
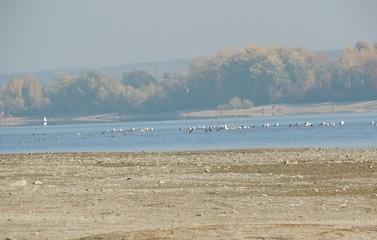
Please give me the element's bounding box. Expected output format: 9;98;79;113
1;113;377;153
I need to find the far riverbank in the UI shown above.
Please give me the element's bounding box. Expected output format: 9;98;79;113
1;100;377;127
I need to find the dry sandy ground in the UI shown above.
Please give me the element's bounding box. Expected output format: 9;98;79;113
1;149;377;240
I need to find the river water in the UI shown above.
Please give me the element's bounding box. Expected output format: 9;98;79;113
1;113;377;153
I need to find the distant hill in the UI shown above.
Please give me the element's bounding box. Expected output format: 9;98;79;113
0;59;192;85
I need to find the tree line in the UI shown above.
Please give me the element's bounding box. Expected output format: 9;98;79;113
1;41;376;117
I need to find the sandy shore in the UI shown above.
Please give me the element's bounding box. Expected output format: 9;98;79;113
2;100;377;127
1;149;377;239
181;100;377;118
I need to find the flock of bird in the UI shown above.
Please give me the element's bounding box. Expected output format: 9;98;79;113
97;119;377;136
17;119;377;145
51;117;377;141
105;127;154;133
185;125;250;133
31;119;376;140
101;127;154;137
181;120;377;133
183;120;347;133
104;120;349;135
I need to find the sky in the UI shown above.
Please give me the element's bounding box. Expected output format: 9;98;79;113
0;0;376;74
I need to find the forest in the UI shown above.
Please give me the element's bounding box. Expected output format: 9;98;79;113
1;41;377;118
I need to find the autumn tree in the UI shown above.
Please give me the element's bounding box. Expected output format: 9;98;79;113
48;72;126;114
186;55;221;108
337;41;377;100
5;76;43;114
145;72;187;112
0;83;5;114
4;41;376;117
122;70;156;88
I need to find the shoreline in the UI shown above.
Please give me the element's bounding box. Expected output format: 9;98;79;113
1;148;377;239
1;100;377;127
1;146;376;155
181;100;377;118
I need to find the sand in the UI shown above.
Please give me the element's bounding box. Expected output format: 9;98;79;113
1;148;377;239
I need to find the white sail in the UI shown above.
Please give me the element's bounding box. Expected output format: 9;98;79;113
43;116;48;126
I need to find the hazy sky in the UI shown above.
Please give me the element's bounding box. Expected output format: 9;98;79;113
0;0;376;74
